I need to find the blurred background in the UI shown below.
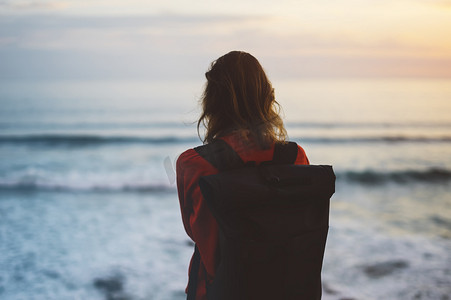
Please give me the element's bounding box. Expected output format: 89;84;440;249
1;1;450;299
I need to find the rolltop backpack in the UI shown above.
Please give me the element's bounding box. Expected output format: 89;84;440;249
187;139;335;300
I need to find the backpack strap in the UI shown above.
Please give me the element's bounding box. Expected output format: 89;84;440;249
194;139;244;171
272;141;299;164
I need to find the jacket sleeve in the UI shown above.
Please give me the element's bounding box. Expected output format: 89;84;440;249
176;149;220;279
176;151;193;239
295;144;310;165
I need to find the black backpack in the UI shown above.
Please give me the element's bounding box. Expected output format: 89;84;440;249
187;139;335;300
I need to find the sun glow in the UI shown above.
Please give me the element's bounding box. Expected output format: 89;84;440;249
0;0;450;78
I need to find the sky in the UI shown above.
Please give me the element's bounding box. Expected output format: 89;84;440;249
1;0;451;80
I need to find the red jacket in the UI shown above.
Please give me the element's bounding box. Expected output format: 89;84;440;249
176;133;309;299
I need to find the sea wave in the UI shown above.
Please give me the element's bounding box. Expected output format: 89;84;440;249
340;168;451;184
1;134;450;147
0;134;198;146
0;180;176;193
0;121;190;130
2;121;450;130
0;168;449;193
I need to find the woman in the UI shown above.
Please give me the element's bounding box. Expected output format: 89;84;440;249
176;51;309;299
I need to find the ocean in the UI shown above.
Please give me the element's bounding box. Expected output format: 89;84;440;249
0;78;450;300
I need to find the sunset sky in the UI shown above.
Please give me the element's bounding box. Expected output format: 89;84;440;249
1;0;450;80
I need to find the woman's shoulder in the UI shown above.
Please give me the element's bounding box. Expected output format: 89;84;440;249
177;148;198;161
177;140;309;169
293;142;309;165
294;142;307;154
176;147;214;170
177;148;201;167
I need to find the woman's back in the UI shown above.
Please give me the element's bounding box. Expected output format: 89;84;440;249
177;51;313;299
